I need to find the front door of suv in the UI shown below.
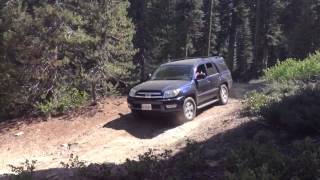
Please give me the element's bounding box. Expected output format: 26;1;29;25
195;64;213;105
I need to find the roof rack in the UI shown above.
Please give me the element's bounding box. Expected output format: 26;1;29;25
168;55;222;62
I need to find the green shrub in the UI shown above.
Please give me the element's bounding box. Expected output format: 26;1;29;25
225;139;320;180
245;51;320;134
7;160;37;180
246;83;320;134
124;149;172;180
244;80;303;116
260;85;320;134
226;142;286;180
60;154;86;169
36;87;88;116
244;91;271;115
264;51;320;82
80;141;208;180
265;81;302;98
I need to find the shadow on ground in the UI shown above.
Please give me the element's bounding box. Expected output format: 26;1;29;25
103;113;179;139
103;100;228;139
0;120;267;180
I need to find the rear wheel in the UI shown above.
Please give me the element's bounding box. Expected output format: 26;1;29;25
219;84;229;105
176;97;196;124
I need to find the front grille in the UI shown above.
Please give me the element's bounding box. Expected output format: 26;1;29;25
135;91;163;98
132;104;141;109
152;104;161;110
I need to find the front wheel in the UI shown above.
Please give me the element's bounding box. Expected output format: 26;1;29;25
219;84;229;105
176;97;197;124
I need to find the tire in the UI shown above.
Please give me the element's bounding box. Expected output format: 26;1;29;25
218;84;229;105
176;97;197;124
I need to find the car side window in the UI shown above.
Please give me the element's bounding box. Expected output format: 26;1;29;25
206;63;218;75
196;64;207;76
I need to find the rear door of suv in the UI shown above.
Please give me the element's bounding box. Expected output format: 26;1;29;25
205;62;220;97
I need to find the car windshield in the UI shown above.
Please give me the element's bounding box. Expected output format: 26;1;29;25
151;65;194;81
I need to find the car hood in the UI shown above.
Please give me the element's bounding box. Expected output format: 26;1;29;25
134;80;191;92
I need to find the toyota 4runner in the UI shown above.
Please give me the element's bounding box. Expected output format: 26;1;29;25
127;56;233;123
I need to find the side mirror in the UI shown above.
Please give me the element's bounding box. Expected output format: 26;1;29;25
196;73;206;80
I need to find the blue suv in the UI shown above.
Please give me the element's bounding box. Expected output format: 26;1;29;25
127;57;233;123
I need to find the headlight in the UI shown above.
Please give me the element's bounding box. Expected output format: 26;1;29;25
164;89;181;98
129;88;137;97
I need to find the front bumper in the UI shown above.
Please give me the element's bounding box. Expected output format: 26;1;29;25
127;96;184;112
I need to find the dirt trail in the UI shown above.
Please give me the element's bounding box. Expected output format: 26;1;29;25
0;83;260;174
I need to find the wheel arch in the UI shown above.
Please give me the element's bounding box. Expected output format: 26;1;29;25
221;81;229;89
184;93;197;106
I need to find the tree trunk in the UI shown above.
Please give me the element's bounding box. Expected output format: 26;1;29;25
140;51;145;82
263;46;269;69
227;10;237;72
138;0;146;82
91;81;97;106
207;0;213;56
253;0;262;74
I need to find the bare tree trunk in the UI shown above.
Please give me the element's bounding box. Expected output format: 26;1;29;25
227;10;237;72
140;52;145;82
138;0;147;82
91;81;97;106
207;0;213;56
263;46;269;69
253;0;262;74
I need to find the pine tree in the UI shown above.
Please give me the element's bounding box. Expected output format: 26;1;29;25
73;0;136;99
129;0;148;81
175;0;204;57
216;0;233;58
283;0;320;59
253;0;284;74
226;0;237;72
205;0;221;56
130;0;179;79
0;0;136;117
235;0;253;77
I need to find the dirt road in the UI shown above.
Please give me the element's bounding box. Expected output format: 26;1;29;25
0;83;260;174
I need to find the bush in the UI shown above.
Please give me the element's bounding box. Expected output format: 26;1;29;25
80;141;208;180
245;51;320;134
244;91;271;115
7;160;37;180
244;81;301;116
35;87;88;116
261;85;320;134
264;51;320;82
245;83;320;134
124;149;173;180
225;139;320;180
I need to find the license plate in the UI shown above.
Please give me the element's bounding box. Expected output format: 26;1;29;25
141;104;152;111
